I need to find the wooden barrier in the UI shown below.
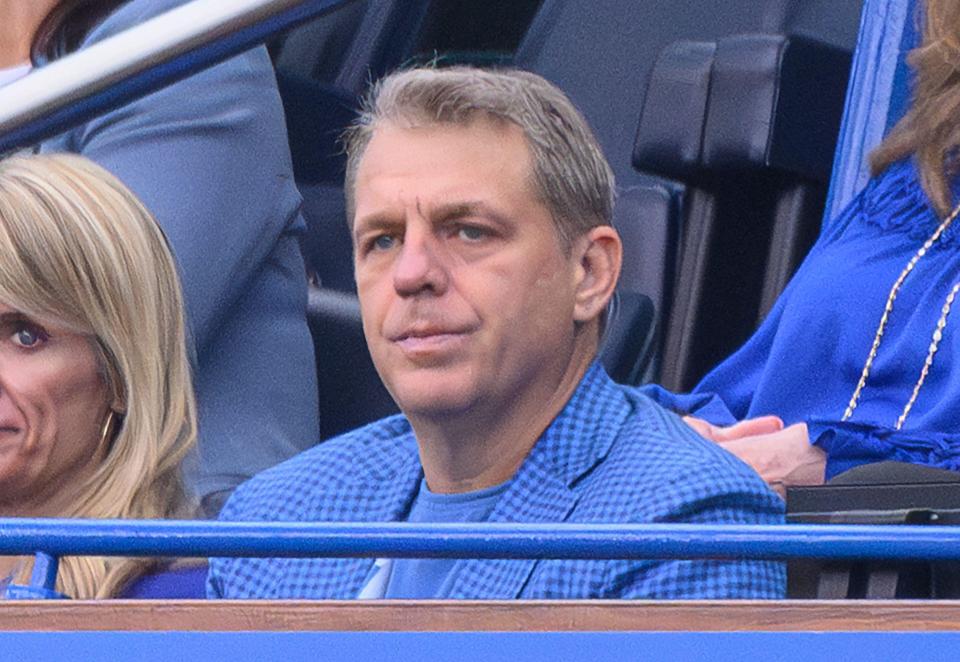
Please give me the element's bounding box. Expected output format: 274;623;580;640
4;601;959;661
2;600;960;630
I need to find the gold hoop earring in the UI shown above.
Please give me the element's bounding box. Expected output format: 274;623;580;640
98;409;117;451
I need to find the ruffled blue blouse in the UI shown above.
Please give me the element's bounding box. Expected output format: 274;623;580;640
643;159;960;478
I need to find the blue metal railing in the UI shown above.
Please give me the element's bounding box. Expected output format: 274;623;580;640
5;519;960;597
2;519;960;562
0;0;352;154
9;518;958;597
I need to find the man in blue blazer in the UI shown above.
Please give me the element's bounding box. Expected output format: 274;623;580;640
208;66;785;600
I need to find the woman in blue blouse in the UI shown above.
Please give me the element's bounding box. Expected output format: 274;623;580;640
644;0;960;492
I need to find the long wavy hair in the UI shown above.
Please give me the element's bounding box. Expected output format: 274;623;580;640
870;0;960;217
30;0;129;63
0;153;196;598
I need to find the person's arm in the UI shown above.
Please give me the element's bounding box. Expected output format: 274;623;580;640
695;418;960;493
638;384;740;425
62;53;299;350
708;423;826;497
808;419;960;480
40;0;302;351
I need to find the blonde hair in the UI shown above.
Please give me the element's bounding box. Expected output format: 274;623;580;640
0;153;197;598
343;66;615;249
870;0;960;216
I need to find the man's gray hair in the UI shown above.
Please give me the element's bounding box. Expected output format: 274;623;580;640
343;66;615;248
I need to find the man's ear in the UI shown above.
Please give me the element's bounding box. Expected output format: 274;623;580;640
572;225;622;323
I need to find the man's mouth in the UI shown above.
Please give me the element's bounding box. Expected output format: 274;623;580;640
391;327;473;354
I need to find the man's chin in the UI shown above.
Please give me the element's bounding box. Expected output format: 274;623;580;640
389;380;479;421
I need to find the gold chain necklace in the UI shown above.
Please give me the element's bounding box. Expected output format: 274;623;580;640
842;201;960;429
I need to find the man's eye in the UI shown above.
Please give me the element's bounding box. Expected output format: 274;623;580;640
11;325;47;348
372;234;396;251
456;225;489;242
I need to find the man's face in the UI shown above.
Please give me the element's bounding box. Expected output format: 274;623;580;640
352;118;584;421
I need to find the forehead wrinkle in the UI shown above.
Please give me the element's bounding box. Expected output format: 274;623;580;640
432;201;512;229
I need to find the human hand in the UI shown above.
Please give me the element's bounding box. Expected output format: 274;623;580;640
683;414;785;442
712;423;826;497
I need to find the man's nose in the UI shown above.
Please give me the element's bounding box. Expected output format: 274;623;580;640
392;229;449;297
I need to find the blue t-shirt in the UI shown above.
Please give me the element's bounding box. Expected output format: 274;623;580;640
384;478;510;599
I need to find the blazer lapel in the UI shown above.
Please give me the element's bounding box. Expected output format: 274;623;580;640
445;451;578;599
445;363;630;599
328;428;424;599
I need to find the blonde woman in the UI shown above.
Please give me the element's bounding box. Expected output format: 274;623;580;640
0;153;201;598
1;0;319;517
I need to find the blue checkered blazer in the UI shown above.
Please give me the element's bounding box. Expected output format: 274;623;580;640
208;364;785;599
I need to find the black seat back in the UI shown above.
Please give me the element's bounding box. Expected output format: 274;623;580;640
634;34;850;390
307;286;398;441
274;0;433;95
513;0;861;190
787;462;960;599
513;2;859;385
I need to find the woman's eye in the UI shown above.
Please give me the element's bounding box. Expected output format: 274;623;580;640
11;325;47;349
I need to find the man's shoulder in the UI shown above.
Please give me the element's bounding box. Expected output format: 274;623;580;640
220;415;416;521
582;385;783;520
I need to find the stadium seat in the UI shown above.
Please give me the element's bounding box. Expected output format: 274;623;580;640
787;463;960;599
612;183;682;383
599;290;657;385
635;34;851;390
298;182;354;292
512;0;862;190
272;0;432;96
275;72;357;289
306;285;397;440
512;1;860;386
270;0;366;83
